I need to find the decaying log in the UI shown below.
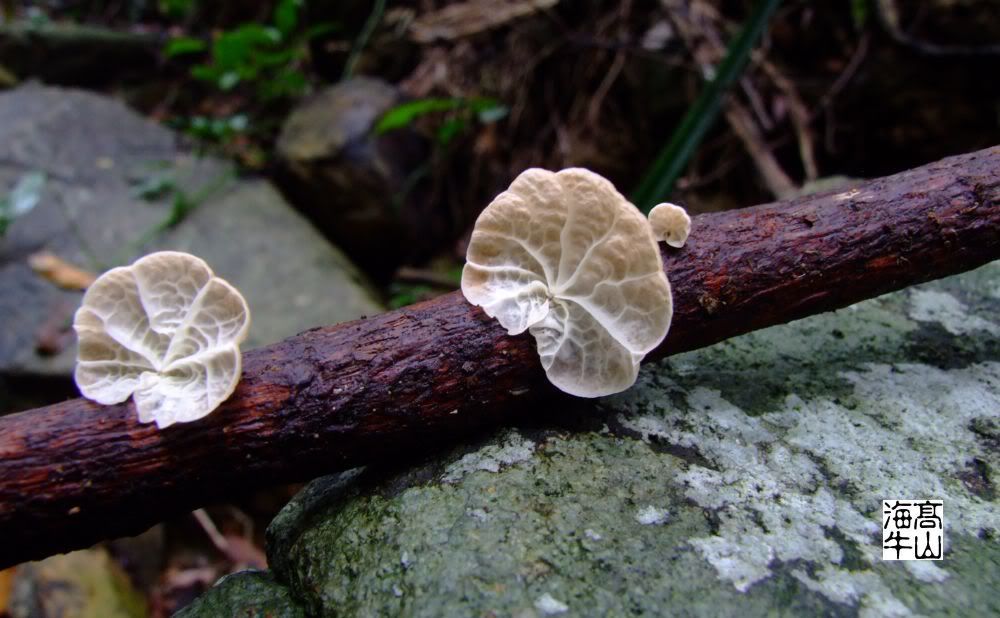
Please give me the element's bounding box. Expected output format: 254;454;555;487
1;146;998;568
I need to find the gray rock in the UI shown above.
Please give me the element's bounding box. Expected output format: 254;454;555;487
173;570;305;618
0;84;382;402
257;262;1000;616
275;77;432;278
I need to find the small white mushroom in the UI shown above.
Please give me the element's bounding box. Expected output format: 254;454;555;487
73;251;250;429
648;202;691;248
462;168;672;397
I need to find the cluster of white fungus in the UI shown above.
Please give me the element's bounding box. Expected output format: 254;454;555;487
73;251;250;428
462;168;689;397
72;169;687;427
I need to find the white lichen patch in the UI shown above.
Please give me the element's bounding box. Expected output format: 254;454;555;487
908;289;1000;336
902;559;949;583
792;567;911;617
534;593;569;615
777;363;999;536
616;360;1000;613
635;505;670;525
441;431;536;483
584;528;603;541
467;508;491;522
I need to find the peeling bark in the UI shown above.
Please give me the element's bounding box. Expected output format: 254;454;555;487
0;146;998;568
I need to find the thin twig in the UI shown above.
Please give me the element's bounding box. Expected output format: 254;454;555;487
756;54;818;181
875;0;1000;57
343;0;386;79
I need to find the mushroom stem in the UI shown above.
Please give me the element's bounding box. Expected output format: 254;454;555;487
1;145;999;567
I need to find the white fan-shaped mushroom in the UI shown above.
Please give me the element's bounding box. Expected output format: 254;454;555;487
648;202;691;248
73;251;250;428
462;168;672;397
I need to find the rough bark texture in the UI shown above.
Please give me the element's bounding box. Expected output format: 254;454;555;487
1;146;998;568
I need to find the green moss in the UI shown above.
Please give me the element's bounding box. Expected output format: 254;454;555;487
272;432;844;617
173;570;305;618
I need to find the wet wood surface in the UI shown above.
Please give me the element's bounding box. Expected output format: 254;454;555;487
1;146;998;567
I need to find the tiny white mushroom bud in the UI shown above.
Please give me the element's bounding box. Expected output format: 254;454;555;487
73;251;250;429
648;202;691;248
462;168;672;397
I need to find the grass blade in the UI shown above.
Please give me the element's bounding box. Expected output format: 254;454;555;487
632;0;783;211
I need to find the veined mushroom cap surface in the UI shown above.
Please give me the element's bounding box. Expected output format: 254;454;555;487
462;168;672;397
73;251;250;428
648;202;691;248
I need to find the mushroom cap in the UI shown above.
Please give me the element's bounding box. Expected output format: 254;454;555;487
648;202;691;248
73;251;250;428
462;168;672;397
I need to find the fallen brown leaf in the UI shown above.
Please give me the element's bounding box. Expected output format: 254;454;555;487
28;251;97;290
410;0;558;43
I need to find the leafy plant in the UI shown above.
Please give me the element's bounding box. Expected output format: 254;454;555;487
158;0;196;19
182;114;250;142
125;169;233;259
388;283;433;309
376;97;509;145
0;171;45;237
164;0;335;101
631;0;783;211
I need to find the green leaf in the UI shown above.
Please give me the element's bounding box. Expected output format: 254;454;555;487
436;117;467;145
218;71;241;90
9;171;45;216
159;0;195;18
375;98;464;134
227;114;249;132
477;104;509;124
467;97;500;113
253;48;299;68
164;36;207;58
631;0;783;211
274;0;302;37
388;284;432;309
0;171;45;237
131;173;176;201
850;0;869;30
190;64;220;83
301;23;339;40
259;70;308;100
212;25;279;71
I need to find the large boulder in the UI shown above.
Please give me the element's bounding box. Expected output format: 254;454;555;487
275;78;434;279
0;83;382;410
239;260;1000;616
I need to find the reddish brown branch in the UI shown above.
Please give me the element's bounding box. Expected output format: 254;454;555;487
1;147;999;568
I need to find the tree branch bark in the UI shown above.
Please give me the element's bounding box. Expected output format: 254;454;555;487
1;146;998;568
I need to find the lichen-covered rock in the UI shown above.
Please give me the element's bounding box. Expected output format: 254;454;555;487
253;261;1000;617
173;570;305;618
0;83;382;410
